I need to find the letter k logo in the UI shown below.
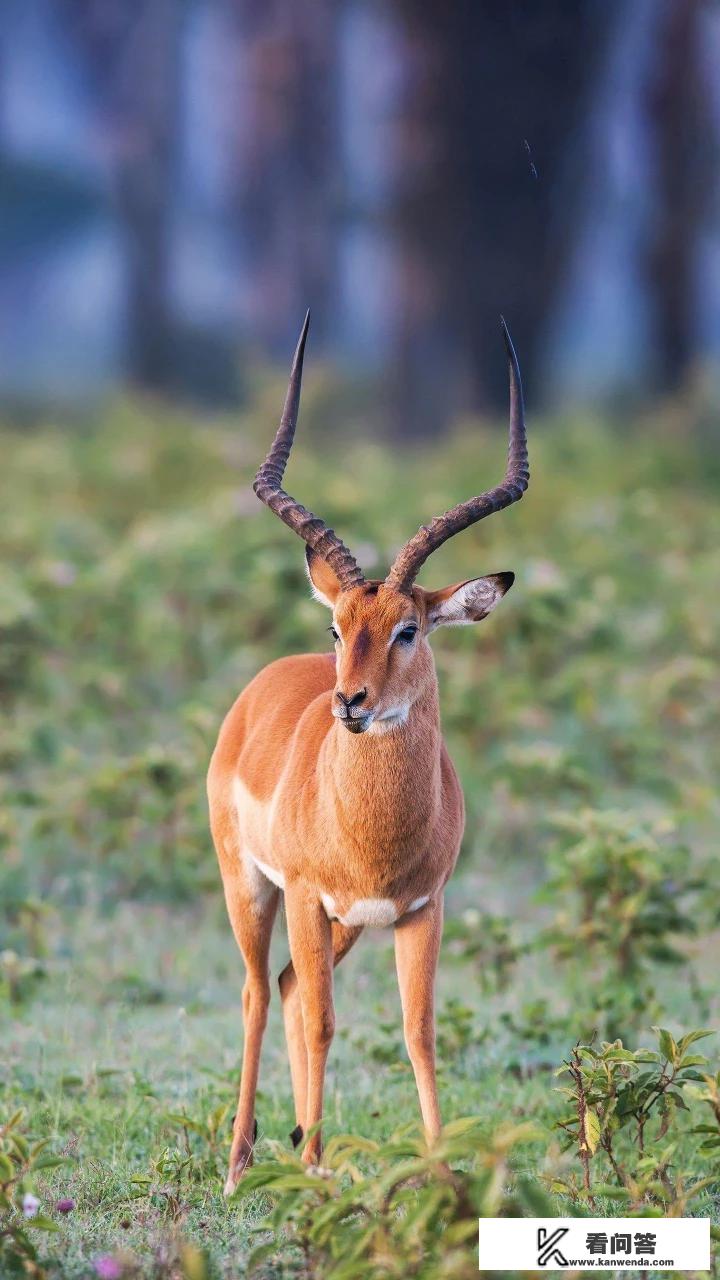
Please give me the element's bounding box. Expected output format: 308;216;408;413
537;1226;569;1267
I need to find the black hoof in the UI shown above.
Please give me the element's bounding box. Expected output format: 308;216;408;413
289;1123;303;1149
253;1118;258;1143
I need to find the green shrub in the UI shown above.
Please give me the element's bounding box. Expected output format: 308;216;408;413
0;1109;63;1277
553;1027;718;1210
232;1120;547;1279
535;809;707;1037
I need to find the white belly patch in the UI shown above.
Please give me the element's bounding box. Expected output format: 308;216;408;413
321;893;430;928
323;895;397;927
241;826;431;927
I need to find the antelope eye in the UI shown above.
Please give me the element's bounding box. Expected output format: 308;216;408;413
328;625;340;642
396;625;418;645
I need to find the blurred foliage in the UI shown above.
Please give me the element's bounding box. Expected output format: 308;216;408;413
444;910;527;994
539;811;702;976
1;387;718;912
534;810;714;1040
1;385;719;1275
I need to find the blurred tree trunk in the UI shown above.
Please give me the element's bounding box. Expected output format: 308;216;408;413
227;0;338;353
59;0;180;392
112;0;180;390
384;0;604;436
646;0;708;392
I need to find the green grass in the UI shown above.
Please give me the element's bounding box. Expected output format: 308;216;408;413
1;380;719;1277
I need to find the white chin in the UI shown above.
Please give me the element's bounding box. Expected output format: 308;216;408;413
366;707;409;734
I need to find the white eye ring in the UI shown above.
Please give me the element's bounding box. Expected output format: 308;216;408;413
388;620;419;647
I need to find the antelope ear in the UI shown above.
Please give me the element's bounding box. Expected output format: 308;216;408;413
305;546;343;608
425;572;514;630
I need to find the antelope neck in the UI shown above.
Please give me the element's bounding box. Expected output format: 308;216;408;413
325;679;442;840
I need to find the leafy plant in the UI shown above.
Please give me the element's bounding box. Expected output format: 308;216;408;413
130;1147;195;1222
0;1109;64;1277
0;949;45;1004
231;1119;547;1279
444;910;526;994
536;810;705;1036
690;1069;720;1160
553;1027;716;1208
163;1102;232;1180
436;999;483;1061
500;998;580;1051
0;873;52;1004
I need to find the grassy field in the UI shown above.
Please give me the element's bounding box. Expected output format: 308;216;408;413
1;378;719;1278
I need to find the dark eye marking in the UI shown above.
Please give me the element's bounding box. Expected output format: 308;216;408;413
328;625;340;642
352;624;371;662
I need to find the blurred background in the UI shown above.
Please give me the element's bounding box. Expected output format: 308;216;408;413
2;8;720;1275
3;0;720;430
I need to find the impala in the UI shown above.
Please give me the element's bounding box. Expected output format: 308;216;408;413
208;313;529;1193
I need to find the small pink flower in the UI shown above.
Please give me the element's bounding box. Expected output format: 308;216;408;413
93;1258;123;1280
56;1197;75;1213
22;1192;40;1218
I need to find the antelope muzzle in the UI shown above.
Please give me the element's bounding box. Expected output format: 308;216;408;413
333;687;372;733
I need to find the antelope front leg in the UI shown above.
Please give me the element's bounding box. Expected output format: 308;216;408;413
279;920;362;1145
218;864;279;1196
394;895;444;1144
283;883;334;1165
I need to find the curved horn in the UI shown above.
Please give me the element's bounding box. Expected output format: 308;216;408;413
385;317;529;594
253;312;365;590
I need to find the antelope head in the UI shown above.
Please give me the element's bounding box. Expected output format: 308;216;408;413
253;313;529;735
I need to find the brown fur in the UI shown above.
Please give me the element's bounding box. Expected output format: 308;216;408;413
209;557;511;1192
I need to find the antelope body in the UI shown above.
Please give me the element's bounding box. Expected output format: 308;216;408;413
208;314;529;1193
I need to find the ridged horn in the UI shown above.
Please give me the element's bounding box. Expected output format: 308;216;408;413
385;317;528;593
253;312;365;590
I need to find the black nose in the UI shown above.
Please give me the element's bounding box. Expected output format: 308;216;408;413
336;687;367;710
